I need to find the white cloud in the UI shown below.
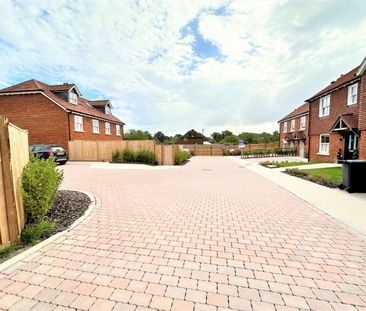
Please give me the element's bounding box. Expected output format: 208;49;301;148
0;0;365;136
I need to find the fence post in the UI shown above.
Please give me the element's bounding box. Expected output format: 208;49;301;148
0;117;19;243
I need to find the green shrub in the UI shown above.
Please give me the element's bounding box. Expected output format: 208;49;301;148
175;151;190;165
20;221;54;245
21;157;63;224
136;150;157;165
111;149;123;163
0;245;17;259
122;149;136;163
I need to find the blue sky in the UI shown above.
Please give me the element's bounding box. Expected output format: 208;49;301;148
0;0;366;136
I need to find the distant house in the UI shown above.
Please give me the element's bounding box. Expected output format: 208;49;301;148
0;79;125;150
278;103;309;158
307;57;366;161
176;129;208;145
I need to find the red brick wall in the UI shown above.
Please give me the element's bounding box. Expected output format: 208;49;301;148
69;114;123;141
176;138;206;144
309;133;342;162
308;78;362;162
358;74;366;131
359;130;366;159
0;93;69;148
278;113;309;156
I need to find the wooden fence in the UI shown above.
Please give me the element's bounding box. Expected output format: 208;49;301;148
68;140;178;165
182;143;279;156
0;117;29;245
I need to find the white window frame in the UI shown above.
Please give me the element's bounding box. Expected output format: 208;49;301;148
105;106;111;115
92;119;100;134
318;134;330;155
290;119;295;132
69;92;78;105
283;122;287;133
74;115;83;132
347;83;358;106
116;124;121;136
319;95;330;117
300;116;306;130
105;122;111;135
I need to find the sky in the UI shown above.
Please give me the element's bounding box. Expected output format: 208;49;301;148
0;0;366;136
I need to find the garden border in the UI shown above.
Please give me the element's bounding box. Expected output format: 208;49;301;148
0;189;97;272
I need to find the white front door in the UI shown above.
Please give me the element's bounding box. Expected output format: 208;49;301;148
299;141;305;158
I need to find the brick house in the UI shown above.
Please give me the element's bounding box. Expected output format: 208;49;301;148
278;103;309;158
307;57;366;162
0;79;125;150
176;129;208;145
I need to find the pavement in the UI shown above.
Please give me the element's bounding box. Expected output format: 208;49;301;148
0;156;365;311
229;156;366;236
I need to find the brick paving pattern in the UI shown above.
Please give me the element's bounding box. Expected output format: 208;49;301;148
0;157;365;310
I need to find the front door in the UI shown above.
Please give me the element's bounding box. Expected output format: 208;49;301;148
299;141;305;158
344;132;358;159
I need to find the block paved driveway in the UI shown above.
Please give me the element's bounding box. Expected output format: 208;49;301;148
0;157;366;311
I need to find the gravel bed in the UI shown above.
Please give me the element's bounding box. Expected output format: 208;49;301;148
46;190;91;233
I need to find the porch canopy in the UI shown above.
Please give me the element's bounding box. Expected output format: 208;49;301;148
331;113;358;133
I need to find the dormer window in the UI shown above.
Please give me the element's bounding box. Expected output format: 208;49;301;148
69;92;78;105
105;105;111;115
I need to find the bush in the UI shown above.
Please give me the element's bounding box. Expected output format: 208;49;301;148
175;151;190;165
122;149;136;163
20;221;54;245
22;157;63;224
136;150;157;165
111;150;123;163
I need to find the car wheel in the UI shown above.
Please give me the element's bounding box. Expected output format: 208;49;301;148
59;161;68;165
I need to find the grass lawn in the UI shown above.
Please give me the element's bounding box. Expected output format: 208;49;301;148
272;161;321;168
302;167;342;184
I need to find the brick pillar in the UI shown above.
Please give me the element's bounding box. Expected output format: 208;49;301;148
359;131;366;160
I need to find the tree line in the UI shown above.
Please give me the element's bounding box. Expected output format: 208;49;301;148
124;129;279;144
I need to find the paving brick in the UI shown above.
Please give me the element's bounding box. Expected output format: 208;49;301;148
149;295;172;310
171;299;194;311
0;158;364;311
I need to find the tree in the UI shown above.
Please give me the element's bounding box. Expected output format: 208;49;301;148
153;131;169;143
272;131;279;142
124;129;152;140
211;132;223;143
219;135;239;144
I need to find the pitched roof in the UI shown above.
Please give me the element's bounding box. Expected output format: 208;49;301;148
89;100;110;107
182;129;207;139
331;113;358;131
0;79;124;124
278;102;309;123
308;66;359;101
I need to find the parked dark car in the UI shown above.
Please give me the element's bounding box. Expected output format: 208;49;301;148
29;144;68;165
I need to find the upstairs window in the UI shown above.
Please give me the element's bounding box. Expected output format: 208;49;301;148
92;119;99;133
116;124;121;136
290;119;295;132
319;95;330;117
283;122;287;133
300;116;306;130
105;105;111;115
319;134;330;155
69;92;78;105
74;115;83;132
347;83;358;105
105;122;111;135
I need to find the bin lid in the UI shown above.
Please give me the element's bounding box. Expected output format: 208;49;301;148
339;160;366;164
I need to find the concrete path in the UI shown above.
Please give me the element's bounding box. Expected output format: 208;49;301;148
229;156;366;236
0;157;365;311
